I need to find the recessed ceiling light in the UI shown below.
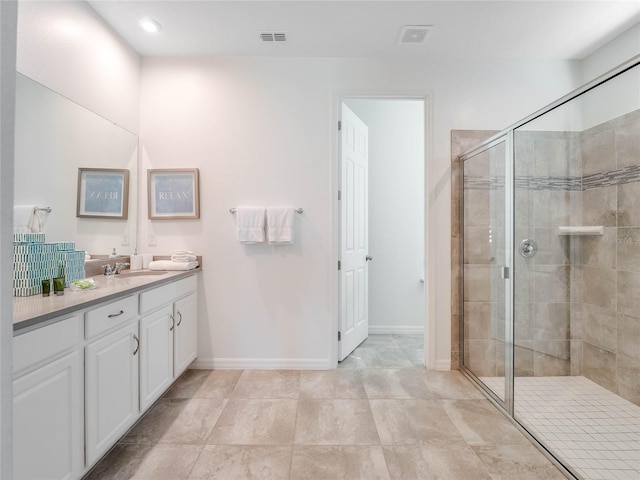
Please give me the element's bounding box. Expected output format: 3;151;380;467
138;17;161;33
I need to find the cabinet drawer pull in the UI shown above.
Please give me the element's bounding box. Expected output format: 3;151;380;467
133;334;139;356
107;310;124;318
170;315;175;332
177;311;183;326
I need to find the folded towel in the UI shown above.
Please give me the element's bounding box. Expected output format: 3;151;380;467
14;205;35;234
148;260;199;271
236;206;265;244
172;249;194;255
171;254;197;262
267;207;294;245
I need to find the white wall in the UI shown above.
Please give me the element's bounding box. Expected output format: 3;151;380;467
345;99;425;334
16;0;140;134
501;25;640;157
581;22;640;82
580;22;640;129
139;56;582;369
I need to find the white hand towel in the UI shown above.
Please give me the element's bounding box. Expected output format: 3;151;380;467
236;206;265;244
28;208;48;233
148;260;199;271
14;205;35;234
267;207;295;245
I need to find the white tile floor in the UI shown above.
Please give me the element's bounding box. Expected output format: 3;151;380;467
481;376;640;480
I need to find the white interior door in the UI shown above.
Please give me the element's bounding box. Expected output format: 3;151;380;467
339;103;369;361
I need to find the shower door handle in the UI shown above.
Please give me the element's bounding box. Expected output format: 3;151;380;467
519;239;538;258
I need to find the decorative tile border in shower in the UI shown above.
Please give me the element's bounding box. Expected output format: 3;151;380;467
582;164;640;189
464;165;640;192
463;175;582;191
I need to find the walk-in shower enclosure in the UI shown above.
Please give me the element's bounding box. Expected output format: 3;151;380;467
459;57;640;480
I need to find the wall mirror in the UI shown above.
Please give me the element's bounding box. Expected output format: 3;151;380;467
14;73;138;256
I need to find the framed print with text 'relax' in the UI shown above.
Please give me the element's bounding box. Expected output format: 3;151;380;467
148;168;200;220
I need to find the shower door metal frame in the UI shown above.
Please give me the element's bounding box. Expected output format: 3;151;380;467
458;133;514;414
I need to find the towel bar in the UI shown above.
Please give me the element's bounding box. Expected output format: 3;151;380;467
229;207;303;214
35;206;52;213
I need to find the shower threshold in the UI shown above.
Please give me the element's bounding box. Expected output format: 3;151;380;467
480;376;640;480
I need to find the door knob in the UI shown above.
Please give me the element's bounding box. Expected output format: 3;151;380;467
366;255;373;261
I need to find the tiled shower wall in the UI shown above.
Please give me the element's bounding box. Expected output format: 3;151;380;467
451;130;496;369
452;109;640;406
512;129;583;379
579;109;640;406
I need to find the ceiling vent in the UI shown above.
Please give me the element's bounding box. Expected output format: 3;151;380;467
260;32;287;42
398;25;433;45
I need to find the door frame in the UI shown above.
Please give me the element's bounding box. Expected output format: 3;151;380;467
330;92;433;368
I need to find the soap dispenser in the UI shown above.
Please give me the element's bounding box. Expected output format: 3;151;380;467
109;248;118;259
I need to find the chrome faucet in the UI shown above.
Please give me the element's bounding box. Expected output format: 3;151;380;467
103;262;130;276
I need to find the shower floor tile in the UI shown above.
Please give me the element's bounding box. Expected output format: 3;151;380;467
480;376;640;480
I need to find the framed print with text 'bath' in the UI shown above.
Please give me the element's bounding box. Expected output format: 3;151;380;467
77;168;129;219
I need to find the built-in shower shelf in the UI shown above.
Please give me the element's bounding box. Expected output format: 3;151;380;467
557;226;603;236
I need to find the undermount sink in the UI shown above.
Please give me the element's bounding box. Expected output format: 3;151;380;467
116;270;167;278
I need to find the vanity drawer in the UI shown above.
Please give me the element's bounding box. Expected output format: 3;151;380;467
139;275;197;314
85;295;138;339
14;315;81;375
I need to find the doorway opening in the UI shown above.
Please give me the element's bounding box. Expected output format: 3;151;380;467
336;97;427;368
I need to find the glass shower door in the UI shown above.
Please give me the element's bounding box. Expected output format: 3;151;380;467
510;62;640;480
458;58;640;480
462;136;511;403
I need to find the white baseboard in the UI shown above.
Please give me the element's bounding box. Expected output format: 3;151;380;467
191;355;446;371
435;359;451;371
191;357;332;370
368;325;425;335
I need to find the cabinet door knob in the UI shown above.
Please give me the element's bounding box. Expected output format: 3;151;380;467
133;334;139;356
170;315;175;331
177;311;183;327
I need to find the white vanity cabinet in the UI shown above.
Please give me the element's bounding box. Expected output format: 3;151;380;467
84;296;140;466
173;292;198;377
13;270;200;479
13;315;83;480
139;305;174;411
139;276;198;410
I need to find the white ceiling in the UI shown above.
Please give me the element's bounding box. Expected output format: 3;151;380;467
87;0;640;59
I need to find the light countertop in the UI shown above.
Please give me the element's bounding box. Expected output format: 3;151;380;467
13;268;201;335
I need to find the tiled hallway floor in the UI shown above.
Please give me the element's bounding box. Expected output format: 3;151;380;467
84;335;566;479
